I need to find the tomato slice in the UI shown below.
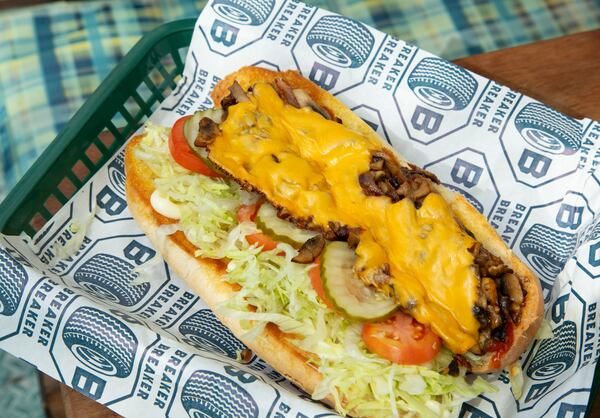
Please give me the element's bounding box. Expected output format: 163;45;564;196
487;322;514;369
169;115;221;177
246;233;279;251
236;202;261;223
362;312;441;365
236;202;279;251
309;258;333;308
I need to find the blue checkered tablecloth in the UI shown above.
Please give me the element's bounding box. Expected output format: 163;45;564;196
1;0;600;202
0;1;599;417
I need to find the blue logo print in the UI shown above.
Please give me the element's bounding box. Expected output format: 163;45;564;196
74;254;150;307
0;249;28;316
211;0;275;26
514;103;583;155
181;370;259;418
520;224;577;281
459;403;494;418
443;183;484;213
108;151;126;196
527;320;577;381
179;309;247;360
62;307;138;377
589;222;600;242
306;15;374;68
585;223;600;273
557;402;587;418
407;57;478;110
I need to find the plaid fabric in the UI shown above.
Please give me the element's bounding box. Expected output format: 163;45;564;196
0;0;204;201
0;1;599;417
0;350;44;418
1;0;600;201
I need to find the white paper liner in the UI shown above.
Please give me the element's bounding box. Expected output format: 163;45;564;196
2;1;600;416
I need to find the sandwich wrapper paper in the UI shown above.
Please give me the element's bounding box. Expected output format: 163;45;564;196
1;1;600;416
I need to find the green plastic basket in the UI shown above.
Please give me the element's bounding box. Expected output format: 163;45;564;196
0;17;598;417
0;18;196;237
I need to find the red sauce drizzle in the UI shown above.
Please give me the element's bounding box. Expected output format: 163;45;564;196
488;322;514;369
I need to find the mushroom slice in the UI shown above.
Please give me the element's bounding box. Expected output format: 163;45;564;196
292;235;326;264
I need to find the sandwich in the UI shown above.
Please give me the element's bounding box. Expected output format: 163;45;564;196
125;66;544;417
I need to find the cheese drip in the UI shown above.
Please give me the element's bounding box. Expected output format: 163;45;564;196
209;83;479;353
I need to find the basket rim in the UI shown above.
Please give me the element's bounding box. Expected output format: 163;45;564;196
0;18;196;234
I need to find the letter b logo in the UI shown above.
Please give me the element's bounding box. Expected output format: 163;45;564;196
72;367;106;400
451;158;482;188
558;403;586;418
97;186;126;216
411;105;443;135
556;203;583;230
518;149;551;178
123;240;156;265
309;62;340;91
589;242;600;267
210;19;239;47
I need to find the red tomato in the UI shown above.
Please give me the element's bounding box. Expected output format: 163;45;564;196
236;202;261;223
236;202;279;251
487;323;514;369
309;259;333;308
169;115;221;177
362;312;441;365
246;233;279;251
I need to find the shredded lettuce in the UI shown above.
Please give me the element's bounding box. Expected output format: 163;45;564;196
131;253;164;285
136;123;243;253
135;123;496;417
509;361;524;400
535;319;554;340
50;204;97;265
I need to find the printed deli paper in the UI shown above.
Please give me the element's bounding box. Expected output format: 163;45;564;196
2;0;600;416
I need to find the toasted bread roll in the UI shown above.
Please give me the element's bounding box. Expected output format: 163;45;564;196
125;67;544;416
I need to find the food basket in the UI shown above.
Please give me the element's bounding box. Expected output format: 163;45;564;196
0;17;598;417
0;18;195;237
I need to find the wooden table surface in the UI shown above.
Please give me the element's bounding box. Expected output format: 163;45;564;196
43;29;600;418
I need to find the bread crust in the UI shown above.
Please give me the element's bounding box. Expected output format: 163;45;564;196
125;67;544;408
435;185;544;371
212;67;544;372
125;135;326;401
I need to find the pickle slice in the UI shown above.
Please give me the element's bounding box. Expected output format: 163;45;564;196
255;203;316;248
184;109;225;173
322;241;398;321
184;108;224;144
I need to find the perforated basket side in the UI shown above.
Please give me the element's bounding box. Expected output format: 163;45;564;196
0;19;196;236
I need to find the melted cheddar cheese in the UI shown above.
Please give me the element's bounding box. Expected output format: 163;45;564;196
208;83;479;353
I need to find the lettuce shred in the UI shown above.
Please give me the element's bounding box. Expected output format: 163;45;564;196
509;361;524;400
135;123;243;253
535;319;554;340
136;123;496;417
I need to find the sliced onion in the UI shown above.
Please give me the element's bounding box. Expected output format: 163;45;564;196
150;190;181;219
184;108;225;146
293;89;331;119
229;81;249;102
